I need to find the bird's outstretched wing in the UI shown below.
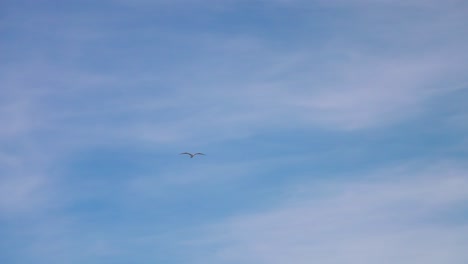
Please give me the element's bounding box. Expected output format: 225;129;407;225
180;152;192;155
194;153;205;156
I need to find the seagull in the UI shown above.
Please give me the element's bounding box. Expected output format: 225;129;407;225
180;152;205;158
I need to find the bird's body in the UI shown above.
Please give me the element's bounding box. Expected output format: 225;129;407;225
180;152;205;158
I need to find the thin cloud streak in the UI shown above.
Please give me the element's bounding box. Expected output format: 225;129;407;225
192;162;468;264
2;0;467;146
1;1;467;263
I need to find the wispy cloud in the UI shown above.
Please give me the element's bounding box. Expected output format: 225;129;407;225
0;150;58;216
191;161;468;264
1;1;467;263
2;0;467;147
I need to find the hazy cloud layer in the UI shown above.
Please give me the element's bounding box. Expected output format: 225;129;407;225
1;0;467;263
193;162;468;264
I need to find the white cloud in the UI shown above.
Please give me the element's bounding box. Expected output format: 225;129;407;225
1;0;467;148
0;173;49;214
118;0;468;139
191;162;468;264
0;152;58;216
144;49;467;138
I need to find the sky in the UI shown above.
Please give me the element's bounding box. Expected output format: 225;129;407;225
1;0;468;263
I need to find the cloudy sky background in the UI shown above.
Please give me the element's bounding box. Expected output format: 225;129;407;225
1;0;468;263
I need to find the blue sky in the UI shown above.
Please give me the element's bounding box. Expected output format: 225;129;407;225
1;0;468;263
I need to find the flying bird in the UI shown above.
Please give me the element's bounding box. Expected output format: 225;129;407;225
180;152;205;158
